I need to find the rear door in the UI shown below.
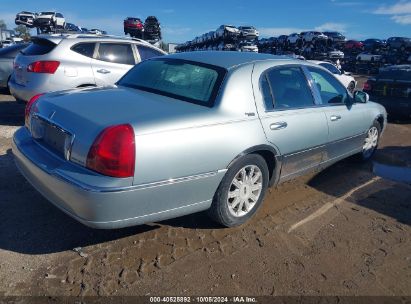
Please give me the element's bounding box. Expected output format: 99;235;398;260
91;42;137;86
305;66;369;162
253;64;329;181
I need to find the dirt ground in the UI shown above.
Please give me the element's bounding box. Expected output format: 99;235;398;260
0;81;410;297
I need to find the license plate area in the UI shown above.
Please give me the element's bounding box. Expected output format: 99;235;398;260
31;116;73;160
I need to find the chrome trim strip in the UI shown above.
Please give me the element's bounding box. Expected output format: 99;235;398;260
85;199;213;225
52;169;227;193
282;132;366;158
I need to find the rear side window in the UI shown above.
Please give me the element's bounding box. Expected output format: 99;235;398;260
262;66;314;110
22;39;56;55
97;43;135;65
260;75;274;110
71;43;95;58
137;45;164;61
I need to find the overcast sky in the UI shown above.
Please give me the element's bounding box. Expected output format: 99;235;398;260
1;0;410;42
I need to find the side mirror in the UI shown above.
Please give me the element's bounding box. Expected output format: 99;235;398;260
354;91;369;103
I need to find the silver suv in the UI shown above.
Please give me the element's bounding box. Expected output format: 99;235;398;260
9;34;166;102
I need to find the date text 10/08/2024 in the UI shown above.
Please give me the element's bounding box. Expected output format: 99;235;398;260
149;296;258;303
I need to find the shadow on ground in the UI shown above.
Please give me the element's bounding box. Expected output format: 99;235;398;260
0;150;159;255
308;147;411;226
0;94;24;126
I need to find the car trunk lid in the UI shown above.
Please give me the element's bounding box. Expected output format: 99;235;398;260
30;86;217;165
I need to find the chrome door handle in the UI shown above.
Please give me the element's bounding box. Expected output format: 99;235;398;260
97;69;111;74
270;122;288;130
330;115;341;121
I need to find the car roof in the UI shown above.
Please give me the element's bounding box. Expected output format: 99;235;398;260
34;34;156;47
165;51;298;69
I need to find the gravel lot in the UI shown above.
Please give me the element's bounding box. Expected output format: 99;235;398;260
0;81;410;297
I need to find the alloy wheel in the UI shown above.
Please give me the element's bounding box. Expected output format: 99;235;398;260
227;165;263;217
363;126;379;159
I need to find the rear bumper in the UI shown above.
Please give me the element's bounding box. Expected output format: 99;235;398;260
8;77;38;102
12;128;222;229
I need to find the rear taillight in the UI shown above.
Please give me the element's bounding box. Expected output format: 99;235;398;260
27;61;60;74
363;81;372;91
86;124;135;178
25;93;44;128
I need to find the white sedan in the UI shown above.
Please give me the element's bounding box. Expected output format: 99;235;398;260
309;60;357;93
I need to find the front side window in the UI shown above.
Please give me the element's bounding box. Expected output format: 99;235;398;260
97;43;135;65
262;66;314;110
136;45;164;61
307;67;349;105
118;58;226;107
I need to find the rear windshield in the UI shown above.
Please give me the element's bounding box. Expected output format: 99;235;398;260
22;39;56;55
118;58;226;107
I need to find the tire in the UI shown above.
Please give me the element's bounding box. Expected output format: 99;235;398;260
356;121;381;162
208;154;269;227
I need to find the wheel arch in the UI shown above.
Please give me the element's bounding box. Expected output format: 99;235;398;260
375;114;385;130
227;145;281;187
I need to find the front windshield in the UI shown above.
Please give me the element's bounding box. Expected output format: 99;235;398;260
117;58;227;107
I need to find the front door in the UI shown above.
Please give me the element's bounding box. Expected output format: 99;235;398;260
305;66;369;163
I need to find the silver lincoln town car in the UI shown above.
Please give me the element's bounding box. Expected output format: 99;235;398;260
13;52;387;229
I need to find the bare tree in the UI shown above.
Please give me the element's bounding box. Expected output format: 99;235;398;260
0;19;7;30
14;25;31;41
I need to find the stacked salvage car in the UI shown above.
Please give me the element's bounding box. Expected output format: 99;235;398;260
258;31;345;64
342;37;411;75
176;25;259;52
124;16;162;44
14;11;105;35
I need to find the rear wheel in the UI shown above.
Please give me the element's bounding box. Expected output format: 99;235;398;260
208;154;269;227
